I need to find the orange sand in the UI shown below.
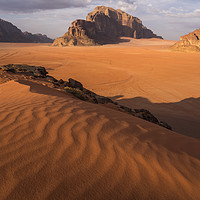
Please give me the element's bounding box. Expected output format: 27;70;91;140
0;39;200;137
0;39;200;199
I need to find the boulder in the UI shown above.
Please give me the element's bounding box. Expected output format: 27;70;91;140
68;78;83;90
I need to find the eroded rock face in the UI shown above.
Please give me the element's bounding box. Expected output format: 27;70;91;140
172;29;200;52
86;6;162;39
52;6;163;46
0;18;53;43
52;20;97;46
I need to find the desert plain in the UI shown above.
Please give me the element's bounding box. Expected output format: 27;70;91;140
0;38;200;199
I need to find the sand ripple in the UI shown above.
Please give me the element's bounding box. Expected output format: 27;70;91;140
0;81;200;200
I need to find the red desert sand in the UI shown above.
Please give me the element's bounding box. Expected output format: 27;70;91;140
0;38;200;199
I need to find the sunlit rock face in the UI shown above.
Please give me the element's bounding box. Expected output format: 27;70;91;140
52;6;163;46
172;28;200;52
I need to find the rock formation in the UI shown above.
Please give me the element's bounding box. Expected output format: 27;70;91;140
52;20;97;46
0;64;172;130
0;18;53;43
172;28;200;52
52;6;163;46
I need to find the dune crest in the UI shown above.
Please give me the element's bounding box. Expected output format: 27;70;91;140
0;80;200;200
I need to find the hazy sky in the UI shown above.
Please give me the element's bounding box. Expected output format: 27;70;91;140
0;0;200;40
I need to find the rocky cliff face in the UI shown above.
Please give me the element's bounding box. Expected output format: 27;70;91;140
0;18;53;43
86;6;162;39
172;29;200;52
52;20;97;46
52;6;163;46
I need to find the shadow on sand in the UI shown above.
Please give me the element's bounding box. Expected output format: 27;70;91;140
110;95;200;139
17;80;68;98
101;37;131;45
16;80;200;139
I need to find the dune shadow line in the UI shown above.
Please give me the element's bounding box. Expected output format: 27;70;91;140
110;95;200;139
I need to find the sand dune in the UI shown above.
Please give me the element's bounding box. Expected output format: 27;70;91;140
0;39;200;199
0;39;200;137
0;80;200;200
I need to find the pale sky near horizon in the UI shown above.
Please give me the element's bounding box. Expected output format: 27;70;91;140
0;0;200;40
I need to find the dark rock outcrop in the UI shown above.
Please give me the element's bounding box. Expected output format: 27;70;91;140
68;78;83;90
0;64;48;77
134;109;159;124
172;28;200;52
0;18;53;43
52;6;163;46
0;64;172;130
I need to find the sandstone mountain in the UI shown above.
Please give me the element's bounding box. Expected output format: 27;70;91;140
52;6;163;46
172;28;200;52
0;18;53;43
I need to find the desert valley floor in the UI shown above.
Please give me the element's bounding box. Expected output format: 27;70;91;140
0;39;200;199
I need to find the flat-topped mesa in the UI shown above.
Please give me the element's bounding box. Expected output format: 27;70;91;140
86;6;161;39
172;28;200;52
52;6;163;46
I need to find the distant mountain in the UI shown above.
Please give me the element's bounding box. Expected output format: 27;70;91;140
172;28;200;52
53;6;163;46
23;31;54;43
0;18;53;43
